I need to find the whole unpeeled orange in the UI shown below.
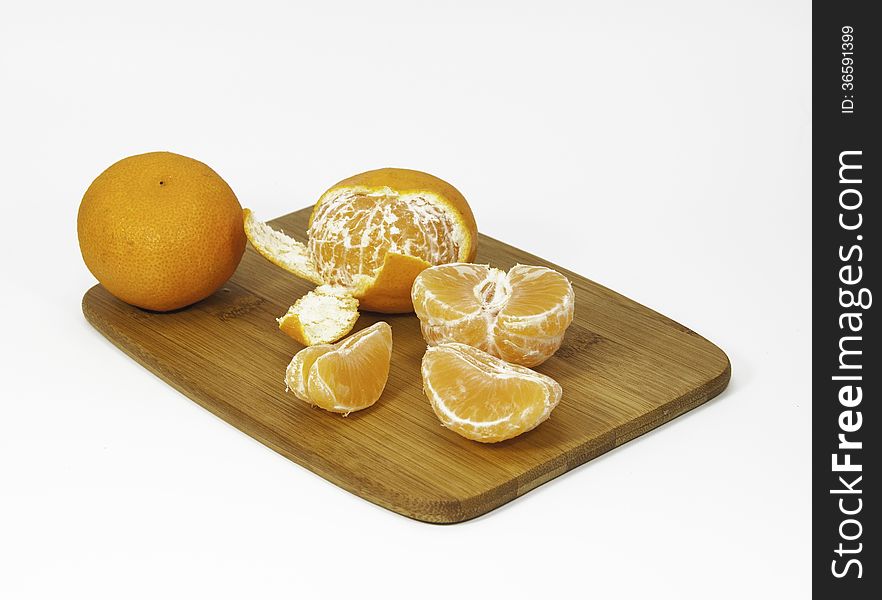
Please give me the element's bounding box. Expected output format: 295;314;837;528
77;152;246;311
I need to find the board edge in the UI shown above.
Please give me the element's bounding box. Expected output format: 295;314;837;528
431;352;731;524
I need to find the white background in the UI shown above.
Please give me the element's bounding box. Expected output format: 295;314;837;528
1;1;810;598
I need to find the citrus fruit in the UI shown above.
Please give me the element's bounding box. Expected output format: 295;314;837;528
411;263;575;367
244;167;478;325
421;342;562;443
285;321;393;414
307;168;478;311
77;152;246;312
277;285;360;346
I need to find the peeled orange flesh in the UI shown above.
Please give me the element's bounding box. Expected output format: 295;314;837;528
285;322;393;414
421;343;562;443
412;263;575;367
245;168;478;323
309;193;461;291
309;168;478;304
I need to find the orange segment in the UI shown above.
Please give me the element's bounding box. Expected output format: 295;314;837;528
421;343;562;443
285;344;334;400
412;263;575;367
284;322;393;414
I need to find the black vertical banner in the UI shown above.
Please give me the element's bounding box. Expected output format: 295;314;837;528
814;1;878;596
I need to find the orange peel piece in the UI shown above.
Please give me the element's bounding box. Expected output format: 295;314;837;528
243;208;323;285
277;286;360;346
353;252;432;313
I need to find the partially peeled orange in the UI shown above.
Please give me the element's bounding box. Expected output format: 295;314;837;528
245;168;478;345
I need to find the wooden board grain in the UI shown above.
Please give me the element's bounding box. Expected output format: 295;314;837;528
82;206;730;523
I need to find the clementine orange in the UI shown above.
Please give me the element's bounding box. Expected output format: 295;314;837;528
77;152;245;311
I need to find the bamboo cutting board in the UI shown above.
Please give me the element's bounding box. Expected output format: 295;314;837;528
82;206;730;523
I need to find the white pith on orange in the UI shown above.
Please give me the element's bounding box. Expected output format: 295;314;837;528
244;168;478;331
411;263;575;367
243;208;322;285
421;342;562;443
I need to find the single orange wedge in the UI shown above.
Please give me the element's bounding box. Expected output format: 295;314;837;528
421;342;562;443
285;322;393;414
